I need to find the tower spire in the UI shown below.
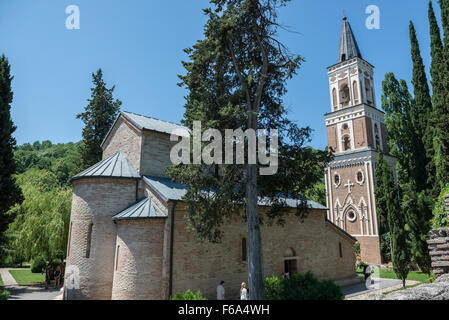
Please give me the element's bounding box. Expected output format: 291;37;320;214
338;17;362;63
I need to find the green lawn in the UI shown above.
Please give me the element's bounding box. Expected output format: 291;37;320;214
9;269;45;286
357;268;431;283
378;270;431;283
0;274;3;287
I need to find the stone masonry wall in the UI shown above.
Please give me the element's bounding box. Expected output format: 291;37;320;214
427;194;449;278
140;131;179;178
64;178;137;300
111;219;166;300
170;207;357;300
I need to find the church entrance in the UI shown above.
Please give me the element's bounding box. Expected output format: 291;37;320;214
284;259;297;275
283;248;298;276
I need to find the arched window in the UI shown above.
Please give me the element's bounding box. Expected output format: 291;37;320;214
353;81;359;104
365;78;373;104
341;54;346;62
332;88;338;110
340;84;350;107
343;136;351;151
375;124;380;150
284;248;296;258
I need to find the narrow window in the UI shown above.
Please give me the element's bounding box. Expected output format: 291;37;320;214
339;242;343;258
242;238;247;262
115;245;120;271
67;222;73;257
85;223;93;258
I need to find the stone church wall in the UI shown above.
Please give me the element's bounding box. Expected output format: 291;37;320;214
65;178;137;300
102;117;142;174
112;219;167;300
140;131;179;178
170;208;357;300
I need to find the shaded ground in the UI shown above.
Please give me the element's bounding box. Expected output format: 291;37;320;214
342;278;403;298
7;284;61;300
343;278;420;300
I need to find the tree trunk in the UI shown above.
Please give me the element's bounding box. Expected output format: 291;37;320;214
247;163;265;300
246;107;265;300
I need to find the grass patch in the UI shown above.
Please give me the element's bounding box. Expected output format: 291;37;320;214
0;289;9;300
378;270;431;283
9;269;45;286
0;274;4;287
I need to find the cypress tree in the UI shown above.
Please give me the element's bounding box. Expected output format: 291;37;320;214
382;159;409;288
401;182;432;274
76;69;121;169
433;0;449;189
0;55;23;248
427;1;444;195
409;21;432;192
374;149;388;234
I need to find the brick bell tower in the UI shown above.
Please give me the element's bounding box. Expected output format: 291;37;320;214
324;17;396;265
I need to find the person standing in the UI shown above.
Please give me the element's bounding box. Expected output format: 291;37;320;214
217;280;226;300
240;282;248;300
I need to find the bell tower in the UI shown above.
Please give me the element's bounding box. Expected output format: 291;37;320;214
324;17;396;265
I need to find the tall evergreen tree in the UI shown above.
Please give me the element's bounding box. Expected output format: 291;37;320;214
409;21;432;192
168;0;330;299
433;0;449;189
381;72;432;274
401;182;432;274
0;55;23;254
427;1;444;195
77;69;121;169
381;157;409;288
374;149;388;233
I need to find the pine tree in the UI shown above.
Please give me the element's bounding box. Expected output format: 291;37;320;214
409;21;432;192
382;159;409;287
427;1;444;195
433;0;449;189
167;0;330;299
0;55;23;255
76;69;121;169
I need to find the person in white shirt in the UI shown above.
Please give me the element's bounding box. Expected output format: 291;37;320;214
217;280;226;300
240;282;248;300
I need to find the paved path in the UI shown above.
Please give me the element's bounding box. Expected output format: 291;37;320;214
1;268;62;300
342;278;420;299
7;285;62;300
0;268;18;286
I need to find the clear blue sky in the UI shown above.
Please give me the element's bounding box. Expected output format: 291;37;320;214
0;0;442;150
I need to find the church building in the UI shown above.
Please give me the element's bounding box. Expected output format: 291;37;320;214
324;17;397;264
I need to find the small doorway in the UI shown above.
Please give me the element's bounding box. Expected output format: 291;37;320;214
284;259;297;275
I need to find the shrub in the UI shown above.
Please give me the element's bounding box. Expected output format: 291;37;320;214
431;184;449;229
380;232;392;263
31;255;47;273
265;272;343;300
0;290;10;300
171;289;206;300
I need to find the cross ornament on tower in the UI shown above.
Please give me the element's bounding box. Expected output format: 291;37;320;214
345;180;355;194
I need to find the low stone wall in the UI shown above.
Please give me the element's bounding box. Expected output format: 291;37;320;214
427;228;449;277
445;194;449;219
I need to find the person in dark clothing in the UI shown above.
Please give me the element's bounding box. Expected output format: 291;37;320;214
45;261;53;289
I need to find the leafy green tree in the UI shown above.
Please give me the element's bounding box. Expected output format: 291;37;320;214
381;157;409;287
168;0;329;299
77;69;121;169
7;169;72;261
0;55;23;259
409;21;432;192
